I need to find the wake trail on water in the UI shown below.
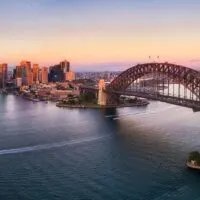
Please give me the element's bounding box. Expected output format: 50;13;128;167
0;135;109;156
112;105;176;120
105;105;176;119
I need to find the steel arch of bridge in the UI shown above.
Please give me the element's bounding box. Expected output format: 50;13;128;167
108;62;200;100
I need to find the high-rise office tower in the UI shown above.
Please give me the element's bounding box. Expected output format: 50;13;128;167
41;67;48;84
16;66;22;78
38;68;42;83
0;63;8;88
20;61;31;85
27;72;33;86
60;60;70;72
48;65;63;82
32;64;39;84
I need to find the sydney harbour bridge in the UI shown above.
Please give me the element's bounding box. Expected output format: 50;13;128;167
81;62;200;111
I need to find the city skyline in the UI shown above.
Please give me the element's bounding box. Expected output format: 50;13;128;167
1;0;200;70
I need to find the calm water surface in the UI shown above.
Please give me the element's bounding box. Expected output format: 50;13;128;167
0;94;200;200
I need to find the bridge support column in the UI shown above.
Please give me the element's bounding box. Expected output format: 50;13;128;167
98;79;107;106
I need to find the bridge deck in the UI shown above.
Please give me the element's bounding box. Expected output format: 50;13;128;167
112;90;200;111
81;85;200;111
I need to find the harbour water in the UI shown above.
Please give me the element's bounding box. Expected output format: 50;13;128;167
0;94;200;200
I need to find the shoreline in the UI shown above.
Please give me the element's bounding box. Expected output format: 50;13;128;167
56;102;149;109
1;93;149;109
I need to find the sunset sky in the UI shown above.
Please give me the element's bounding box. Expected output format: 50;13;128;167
0;0;200;71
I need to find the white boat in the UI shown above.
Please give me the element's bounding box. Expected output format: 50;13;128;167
186;161;200;170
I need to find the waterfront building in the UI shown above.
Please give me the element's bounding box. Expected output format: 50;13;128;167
51;89;79;99
0;63;8;88
41;67;48;84
65;71;75;82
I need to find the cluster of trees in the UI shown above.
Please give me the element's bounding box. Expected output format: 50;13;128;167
56;83;74;90
188;151;200;165
65;91;96;105
73;79;95;85
79;91;96;103
120;96;139;104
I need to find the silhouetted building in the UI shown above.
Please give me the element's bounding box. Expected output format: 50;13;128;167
49;61;69;82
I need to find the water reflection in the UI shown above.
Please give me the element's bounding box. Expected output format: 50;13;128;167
0;95;200;199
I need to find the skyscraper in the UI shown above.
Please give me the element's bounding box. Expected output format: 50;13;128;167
49;64;65;82
27;72;33;86
32;64;39;84
20;61;31;85
0;63;8;88
60;60;70;72
38;68;42;83
16;66;22;78
20;61;31;71
41;67;48;84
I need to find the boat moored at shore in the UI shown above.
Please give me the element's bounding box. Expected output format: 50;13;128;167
186;151;200;170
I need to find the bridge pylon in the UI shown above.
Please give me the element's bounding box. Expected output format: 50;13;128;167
98;79;107;106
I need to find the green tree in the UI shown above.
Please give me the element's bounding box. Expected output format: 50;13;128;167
80;91;96;103
129;98;137;103
68;99;75;105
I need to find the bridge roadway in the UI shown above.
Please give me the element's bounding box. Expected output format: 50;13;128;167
109;89;200;111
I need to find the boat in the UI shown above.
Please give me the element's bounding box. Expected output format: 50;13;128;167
186;151;200;170
186;161;200;170
32;98;40;102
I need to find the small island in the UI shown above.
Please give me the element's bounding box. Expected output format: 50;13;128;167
186;151;200;170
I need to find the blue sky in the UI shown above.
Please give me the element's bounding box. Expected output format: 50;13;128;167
0;0;200;71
